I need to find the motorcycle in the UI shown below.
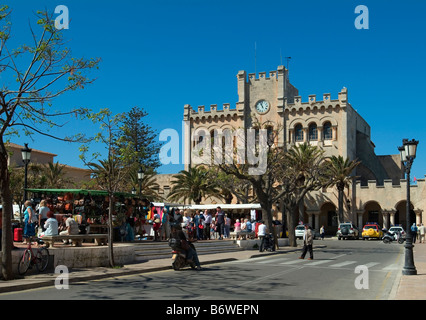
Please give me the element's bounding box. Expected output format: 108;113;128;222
383;230;405;244
168;238;197;270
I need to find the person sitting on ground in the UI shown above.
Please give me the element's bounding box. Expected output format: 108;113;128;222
40;211;58;237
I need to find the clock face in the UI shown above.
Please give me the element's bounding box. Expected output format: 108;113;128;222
256;100;270;113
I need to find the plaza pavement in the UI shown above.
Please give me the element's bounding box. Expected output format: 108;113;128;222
0;238;425;300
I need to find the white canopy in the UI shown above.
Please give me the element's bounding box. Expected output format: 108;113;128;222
184;204;261;210
152;202;185;207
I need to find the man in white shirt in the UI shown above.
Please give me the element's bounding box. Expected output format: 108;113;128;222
299;224;314;260
419;223;425;244
258;221;268;252
60;215;79;243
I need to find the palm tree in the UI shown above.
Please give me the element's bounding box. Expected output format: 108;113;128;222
128;169;161;202
280;143;329;246
168;167;222;204
325;155;360;223
43;162;73;188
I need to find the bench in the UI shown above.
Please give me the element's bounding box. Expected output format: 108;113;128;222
41;234;108;248
230;231;256;240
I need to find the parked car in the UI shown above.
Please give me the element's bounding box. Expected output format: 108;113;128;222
362;223;383;240
295;225;305;239
388;226;406;239
337;222;359;240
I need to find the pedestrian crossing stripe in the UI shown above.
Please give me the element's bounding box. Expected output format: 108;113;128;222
279;259;306;265
363;262;380;268
228;256;400;271
250;258;399;271
257;257;289;264
328;261;357;268
305;260;332;266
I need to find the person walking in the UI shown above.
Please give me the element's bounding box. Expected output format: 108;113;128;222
419;223;425;244
411;223;418;244
299;224;314;260
320;225;325;240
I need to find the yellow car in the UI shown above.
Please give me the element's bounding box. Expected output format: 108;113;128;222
362;223;383;240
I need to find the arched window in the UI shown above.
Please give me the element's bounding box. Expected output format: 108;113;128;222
308;123;318;141
323;122;332;140
295;124;304;142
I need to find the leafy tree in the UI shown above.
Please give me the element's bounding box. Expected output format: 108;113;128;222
116;106;161;172
215;124;288;248
81;109;131;268
168;166;222;204
206;167;254;204
0;7;99;279
325;155;360;223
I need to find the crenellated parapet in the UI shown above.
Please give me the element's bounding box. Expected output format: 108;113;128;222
281;87;349;115
247;70;280;81
356;177;426;189
183;103;242;122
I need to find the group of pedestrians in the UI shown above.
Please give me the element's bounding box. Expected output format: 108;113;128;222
156;206;255;242
182;207;230;241
411;223;426;244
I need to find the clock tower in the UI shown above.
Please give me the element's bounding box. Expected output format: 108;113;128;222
236;65;299;145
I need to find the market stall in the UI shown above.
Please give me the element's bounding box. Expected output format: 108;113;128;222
24;188;151;241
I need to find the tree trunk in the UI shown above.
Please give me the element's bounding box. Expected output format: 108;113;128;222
286;205;299;247
262;205;279;250
0;143;14;280
337;184;344;224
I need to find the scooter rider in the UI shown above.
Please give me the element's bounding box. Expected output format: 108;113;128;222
170;223;202;270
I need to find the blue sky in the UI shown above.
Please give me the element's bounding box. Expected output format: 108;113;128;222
5;0;426;181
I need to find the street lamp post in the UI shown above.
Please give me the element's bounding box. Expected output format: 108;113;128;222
398;138;419;276
137;167;144;197
21;143;32;203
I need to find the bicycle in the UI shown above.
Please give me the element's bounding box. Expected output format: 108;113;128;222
18;238;50;275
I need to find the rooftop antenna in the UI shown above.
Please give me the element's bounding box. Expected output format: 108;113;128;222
285;56;291;81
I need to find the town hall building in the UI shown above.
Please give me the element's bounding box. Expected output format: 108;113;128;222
159;66;425;234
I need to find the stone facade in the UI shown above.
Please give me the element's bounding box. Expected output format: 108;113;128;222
156;66;425;233
6;143;91;185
